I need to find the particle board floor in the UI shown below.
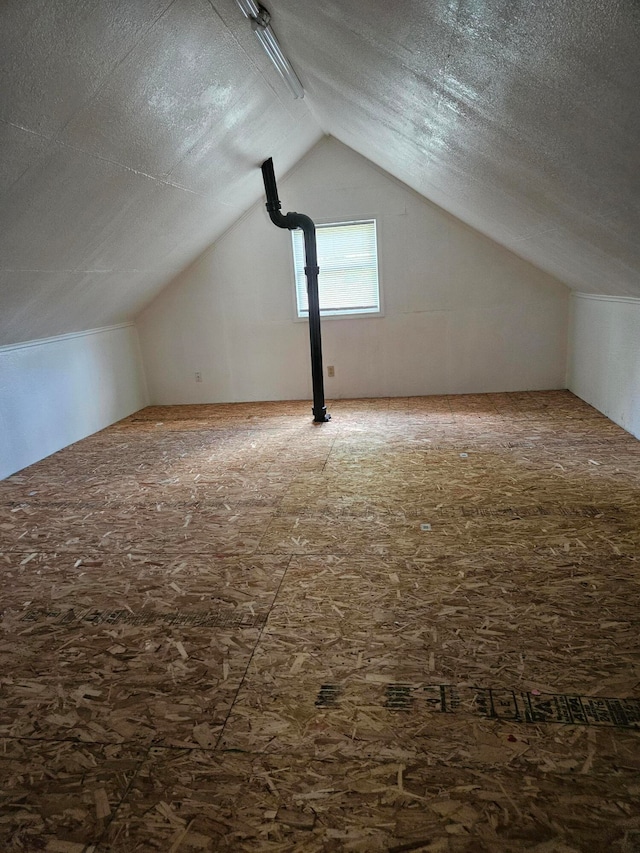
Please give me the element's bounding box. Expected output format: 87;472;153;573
0;391;639;853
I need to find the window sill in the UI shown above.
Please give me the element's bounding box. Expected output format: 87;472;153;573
294;310;384;322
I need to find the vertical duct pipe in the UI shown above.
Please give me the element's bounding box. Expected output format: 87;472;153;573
261;158;330;423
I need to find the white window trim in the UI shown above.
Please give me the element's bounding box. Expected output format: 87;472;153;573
290;216;384;321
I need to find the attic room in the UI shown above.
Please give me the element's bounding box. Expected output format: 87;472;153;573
0;0;639;850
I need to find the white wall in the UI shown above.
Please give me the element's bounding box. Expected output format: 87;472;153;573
137;137;569;405
568;293;640;439
0;324;148;479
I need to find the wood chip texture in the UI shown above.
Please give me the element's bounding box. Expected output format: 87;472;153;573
0;391;638;852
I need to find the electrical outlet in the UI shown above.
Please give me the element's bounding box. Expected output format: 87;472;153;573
195;372;202;383
327;365;335;377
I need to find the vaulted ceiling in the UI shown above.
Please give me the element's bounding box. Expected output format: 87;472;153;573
1;0;638;346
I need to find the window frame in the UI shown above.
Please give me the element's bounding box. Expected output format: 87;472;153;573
290;217;384;321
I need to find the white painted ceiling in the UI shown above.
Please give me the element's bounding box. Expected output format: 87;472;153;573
1;0;639;345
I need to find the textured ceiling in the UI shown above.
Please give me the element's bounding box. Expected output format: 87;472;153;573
0;0;321;345
1;0;639;346
278;0;640;298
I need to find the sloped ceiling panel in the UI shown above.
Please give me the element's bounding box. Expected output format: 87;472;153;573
0;0;322;345
275;0;640;297
1;0;638;349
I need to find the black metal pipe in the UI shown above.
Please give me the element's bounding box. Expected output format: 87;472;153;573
261;157;330;423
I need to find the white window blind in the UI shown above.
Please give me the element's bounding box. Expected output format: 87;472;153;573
292;219;380;317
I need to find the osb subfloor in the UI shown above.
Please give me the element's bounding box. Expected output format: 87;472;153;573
1;390;639;852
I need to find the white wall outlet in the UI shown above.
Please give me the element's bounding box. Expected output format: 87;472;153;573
195;372;202;383
327;365;335;377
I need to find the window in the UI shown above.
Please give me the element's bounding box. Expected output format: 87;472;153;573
292;219;380;318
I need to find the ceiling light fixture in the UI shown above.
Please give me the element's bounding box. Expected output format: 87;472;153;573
234;0;304;99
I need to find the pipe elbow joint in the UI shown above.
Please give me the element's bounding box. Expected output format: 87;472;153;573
266;210;288;229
